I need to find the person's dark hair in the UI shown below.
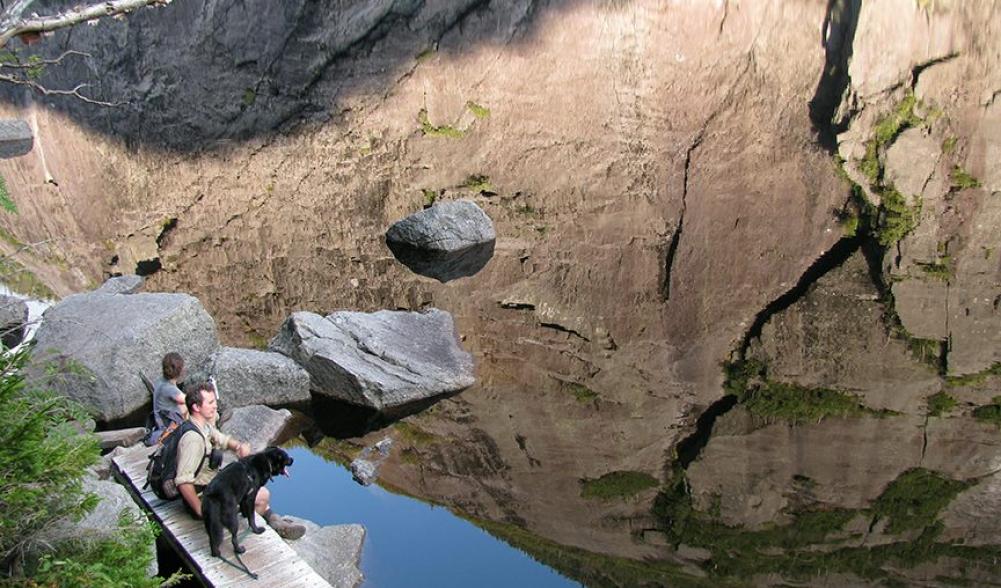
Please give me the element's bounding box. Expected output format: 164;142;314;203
162;352;184;380
185;381;216;414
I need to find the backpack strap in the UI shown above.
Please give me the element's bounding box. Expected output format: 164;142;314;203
178;420;209;480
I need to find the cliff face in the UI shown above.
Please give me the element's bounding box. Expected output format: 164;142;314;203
0;0;1000;583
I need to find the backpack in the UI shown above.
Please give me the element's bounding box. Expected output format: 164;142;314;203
145;420;207;500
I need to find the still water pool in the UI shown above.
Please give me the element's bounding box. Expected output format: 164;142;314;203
269;446;580;588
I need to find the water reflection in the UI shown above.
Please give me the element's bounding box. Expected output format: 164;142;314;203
268;446;581;588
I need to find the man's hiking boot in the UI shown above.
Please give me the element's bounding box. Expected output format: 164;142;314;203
266;513;306;540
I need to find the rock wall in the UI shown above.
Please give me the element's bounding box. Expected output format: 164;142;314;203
0;0;999;583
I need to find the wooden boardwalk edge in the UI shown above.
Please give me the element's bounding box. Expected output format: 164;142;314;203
112;445;332;588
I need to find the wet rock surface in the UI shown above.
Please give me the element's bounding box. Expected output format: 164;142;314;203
270;309;474;412
385;200;496;282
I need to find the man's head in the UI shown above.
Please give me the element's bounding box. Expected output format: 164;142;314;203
162;352;184;380
185;381;217;423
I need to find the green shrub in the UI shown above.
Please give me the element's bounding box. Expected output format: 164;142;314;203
871;468;969;534
973;396;1001;428
742;381;877;423
0;347;162;584
29;511;166;588
951;166;981;190
580;471;659;500
876;188;921;247
926;392;957;417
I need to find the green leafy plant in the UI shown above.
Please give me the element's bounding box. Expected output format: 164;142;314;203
0;347;163;585
871;468;969;534
973;396;1001;428
465;101;491;119
461;174;493;194
950;166;981;190
562;381;598;403
417;108;465;138
0;174;16;213
926;392;956;417
580;471;659;500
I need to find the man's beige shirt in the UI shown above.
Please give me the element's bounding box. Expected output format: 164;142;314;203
174;420;233;487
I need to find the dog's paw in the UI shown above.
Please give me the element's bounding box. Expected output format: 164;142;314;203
235;545;246;554
211;549;221;558
252;526;265;534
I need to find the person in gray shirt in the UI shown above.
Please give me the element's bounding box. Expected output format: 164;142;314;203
153;352;188;430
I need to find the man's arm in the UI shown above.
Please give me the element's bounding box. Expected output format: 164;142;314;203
211;427;250;457
178;482;202;518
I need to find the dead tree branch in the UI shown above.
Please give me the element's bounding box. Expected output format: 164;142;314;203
0;0;174;48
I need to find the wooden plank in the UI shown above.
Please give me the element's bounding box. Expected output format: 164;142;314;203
112;447;332;588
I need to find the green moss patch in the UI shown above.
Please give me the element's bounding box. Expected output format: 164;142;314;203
973;396;1001;428
653;466;989;584
461;174;493;194
926;392;957;417
946;364;1001;389
394;421;440;446
871;468;970;534
562;381;598;403
580;470;659;501
877;188;921;247
743;381;883;423
465;101;491;119
950;166;981;190
418;108;466;138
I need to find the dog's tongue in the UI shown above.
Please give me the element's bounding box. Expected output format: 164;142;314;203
282;466;291;477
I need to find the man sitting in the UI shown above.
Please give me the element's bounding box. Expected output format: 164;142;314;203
174;381;305;540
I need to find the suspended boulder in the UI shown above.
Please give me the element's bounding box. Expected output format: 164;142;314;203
0;119;32;158
385;200;496;282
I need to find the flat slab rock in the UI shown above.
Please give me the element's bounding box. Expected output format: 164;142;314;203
385;200;496;282
270;308;474;412
283;517;365;588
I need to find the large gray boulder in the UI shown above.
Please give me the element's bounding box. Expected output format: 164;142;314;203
283;517;365;588
0;294;29;348
206;346;311;408
30;291;218;423
269;309;475;412
385;200;496;282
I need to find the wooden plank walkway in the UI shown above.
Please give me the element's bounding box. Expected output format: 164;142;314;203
112;445;332;588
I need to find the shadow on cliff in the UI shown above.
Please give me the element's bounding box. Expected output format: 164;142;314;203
0;0;606;153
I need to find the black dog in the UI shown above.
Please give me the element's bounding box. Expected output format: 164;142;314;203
202;446;293;557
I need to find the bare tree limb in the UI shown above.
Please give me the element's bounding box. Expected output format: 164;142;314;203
0;72;119;106
0;0;174;48
0;49;91;68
